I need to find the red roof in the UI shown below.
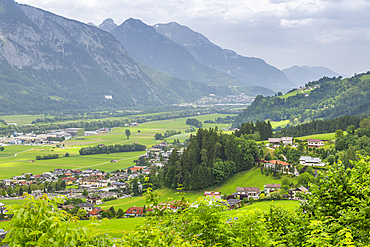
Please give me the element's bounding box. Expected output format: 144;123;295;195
124;166;146;172
204;191;221;196
125;207;144;214
266;160;290;166
89;208;105;216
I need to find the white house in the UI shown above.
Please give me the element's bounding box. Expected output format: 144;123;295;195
236;187;260;199
300;156;326;167
307;139;324;148
264;183;281;194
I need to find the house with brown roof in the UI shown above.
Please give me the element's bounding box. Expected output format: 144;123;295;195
86;196;102;205
268;137;293;147
307;139;324;148
236;187;260;199
88;207;105;217
264;183;281;194
264;160;291;173
288;186;309;200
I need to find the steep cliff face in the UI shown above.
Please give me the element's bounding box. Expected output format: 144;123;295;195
0;0;166;113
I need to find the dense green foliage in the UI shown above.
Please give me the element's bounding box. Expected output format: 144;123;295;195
234;120;273;140
3;194;114;246
185;118;203;128
35;154;59;160
164;128;259;190
154;130;181;140
234;72;370;126
79;143;146;155
276;115;363;137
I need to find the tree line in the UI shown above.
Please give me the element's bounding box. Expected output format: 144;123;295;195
164;127;259;191
36;154;59;160
154;130;181;140
79;143;146;155
185;118;202;128
275;115;364;137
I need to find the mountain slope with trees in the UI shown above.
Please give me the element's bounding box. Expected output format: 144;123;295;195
234;72;370;126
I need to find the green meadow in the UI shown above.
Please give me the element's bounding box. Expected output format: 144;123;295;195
296;132;338;141
270;120;290;129
0;114;49;125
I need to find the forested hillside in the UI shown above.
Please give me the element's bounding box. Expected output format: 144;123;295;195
234;72;370;126
165;128;259;190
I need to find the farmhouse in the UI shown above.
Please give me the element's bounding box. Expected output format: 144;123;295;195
289;186;310;200
268;137;293;147
307;139;324;148
236;186;260;199
204;191;222;199
125;207;145;217
77;203;94;212
264;183;281;194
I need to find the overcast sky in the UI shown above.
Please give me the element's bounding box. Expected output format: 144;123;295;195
16;0;370;75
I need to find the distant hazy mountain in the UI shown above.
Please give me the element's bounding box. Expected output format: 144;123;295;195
110;18;242;87
153;22;294;91
282;66;343;86
98;18;117;32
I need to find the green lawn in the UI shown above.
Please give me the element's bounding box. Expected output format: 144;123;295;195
0;114;51;125
203;167;298;195
296;132;338;141
279;89;312;100
270;120;290;129
223;200;299;217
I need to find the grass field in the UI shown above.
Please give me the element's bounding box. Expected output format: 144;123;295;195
279;89;312;100
203;167;298;195
270;120;290;129
296;132;338;140
0;114;50;125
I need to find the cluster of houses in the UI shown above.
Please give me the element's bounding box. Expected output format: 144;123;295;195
267;137;324;149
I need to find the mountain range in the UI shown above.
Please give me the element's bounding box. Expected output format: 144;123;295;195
282;65;347;86
3;0;338;115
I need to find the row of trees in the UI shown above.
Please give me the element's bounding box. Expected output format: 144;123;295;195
185;118;202;128
164;127;259;190
79;143;146;155
35;154;59;160
276;115;364;137
154;130;181;140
